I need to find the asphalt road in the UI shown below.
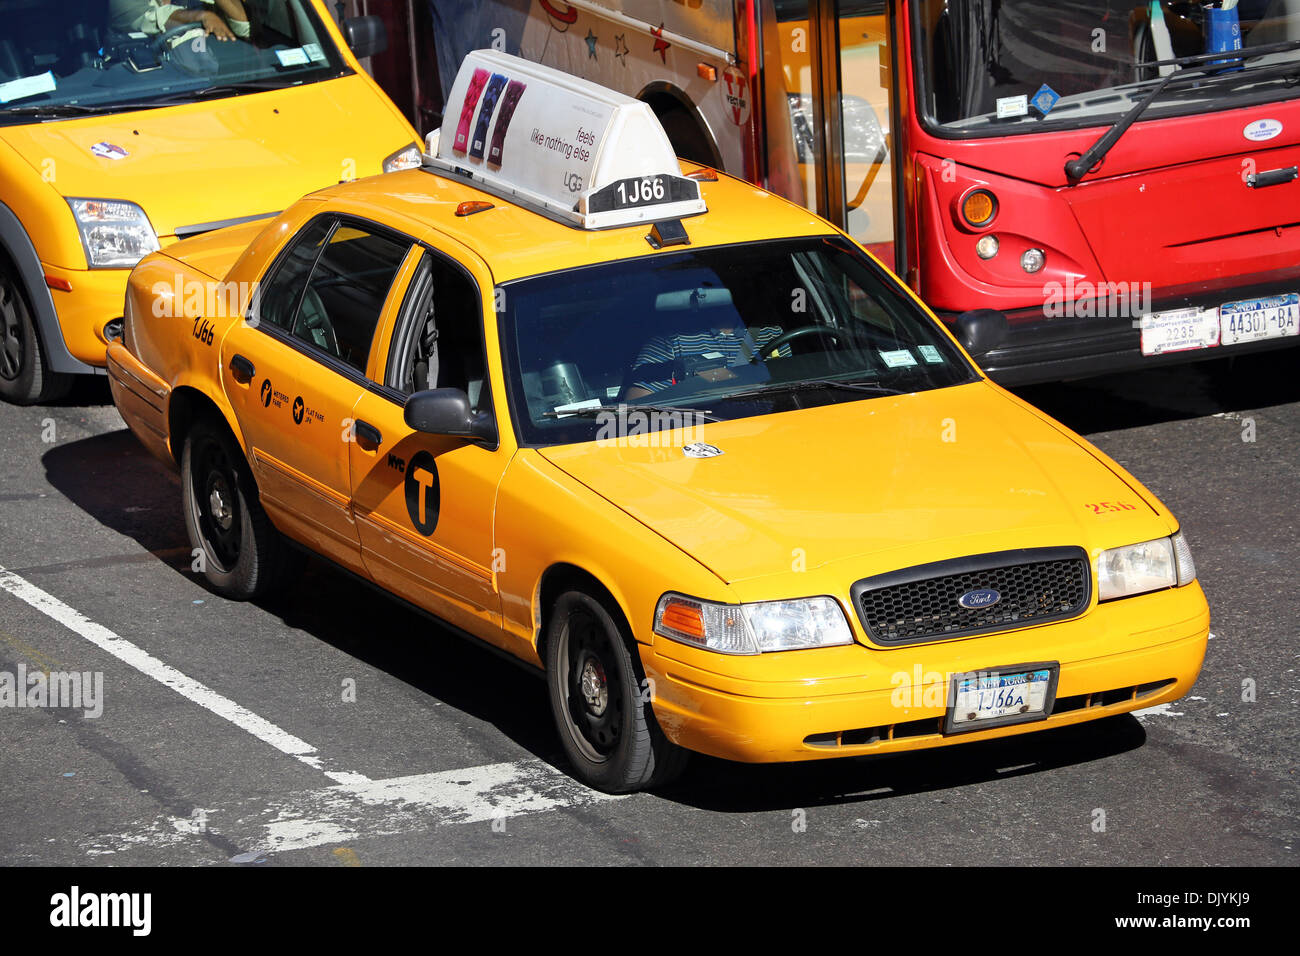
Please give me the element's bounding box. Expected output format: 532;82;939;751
1;350;1296;866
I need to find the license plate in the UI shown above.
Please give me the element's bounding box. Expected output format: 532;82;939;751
945;664;1057;734
1140;307;1220;356
1219;294;1300;346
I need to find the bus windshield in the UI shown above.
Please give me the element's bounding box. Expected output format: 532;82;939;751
0;0;348;124
913;0;1300;133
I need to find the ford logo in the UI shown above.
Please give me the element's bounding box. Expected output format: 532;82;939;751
958;588;1001;610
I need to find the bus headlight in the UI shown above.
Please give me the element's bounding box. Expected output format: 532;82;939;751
654;593;854;654
67;199;159;268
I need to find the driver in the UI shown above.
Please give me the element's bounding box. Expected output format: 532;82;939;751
625;322;790;398
110;0;251;41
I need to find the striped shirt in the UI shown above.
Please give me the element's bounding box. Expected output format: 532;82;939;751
631;326;787;392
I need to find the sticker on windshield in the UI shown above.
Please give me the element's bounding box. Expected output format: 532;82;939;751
996;95;1028;119
1031;84;1060;117
303;43;326;63
918;345;944;364
90;142;129;160
275;47;311;68
0;70;56;105
878;349;917;369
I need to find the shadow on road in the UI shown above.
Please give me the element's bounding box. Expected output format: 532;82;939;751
1013;348;1300;435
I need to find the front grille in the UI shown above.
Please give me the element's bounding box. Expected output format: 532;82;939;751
852;547;1090;646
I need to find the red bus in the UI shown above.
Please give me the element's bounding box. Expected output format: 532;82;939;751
372;1;1300;384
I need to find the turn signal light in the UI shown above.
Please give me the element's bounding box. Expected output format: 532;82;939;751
660;599;707;640
962;189;997;227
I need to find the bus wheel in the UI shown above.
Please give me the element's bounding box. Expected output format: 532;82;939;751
546;589;689;793
0;261;72;405
182;418;290;600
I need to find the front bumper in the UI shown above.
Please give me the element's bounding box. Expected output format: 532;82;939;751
42;264;132;368
106;339;173;466
643;583;1208;763
942;274;1300;386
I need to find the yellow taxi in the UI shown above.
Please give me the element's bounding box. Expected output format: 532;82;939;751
1;0;420;404
107;51;1209;793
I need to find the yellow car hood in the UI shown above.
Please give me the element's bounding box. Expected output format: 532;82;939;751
538;382;1175;586
0;75;409;239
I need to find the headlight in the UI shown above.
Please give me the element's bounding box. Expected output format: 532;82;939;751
67;199;159;269
1098;533;1196;600
653;593;854;655
383;143;423;173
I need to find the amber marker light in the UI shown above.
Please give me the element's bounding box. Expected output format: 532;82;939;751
961;189;998;227
455;201;495;217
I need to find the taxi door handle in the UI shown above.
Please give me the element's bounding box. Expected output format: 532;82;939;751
229;354;255;385
354;419;382;452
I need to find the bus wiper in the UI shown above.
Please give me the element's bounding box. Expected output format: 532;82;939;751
1065;38;1300;182
719;378;905;402
542;403;721;422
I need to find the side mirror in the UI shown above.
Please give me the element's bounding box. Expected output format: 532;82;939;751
404;388;496;444
955;308;1009;358
341;15;387;59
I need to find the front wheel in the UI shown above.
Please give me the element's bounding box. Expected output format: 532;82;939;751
181;419;290;599
546;590;689;793
0;262;72;405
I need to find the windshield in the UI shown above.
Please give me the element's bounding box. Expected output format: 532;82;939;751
0;0;348;123
498;237;977;446
913;0;1300;134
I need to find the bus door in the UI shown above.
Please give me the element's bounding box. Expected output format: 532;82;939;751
764;0;901;270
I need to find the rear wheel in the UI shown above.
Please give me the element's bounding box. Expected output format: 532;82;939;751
0;261;72;405
181;418;290;599
546;589;689;793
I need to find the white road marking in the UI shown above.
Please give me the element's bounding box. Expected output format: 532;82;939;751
0;563;364;785
1133;702;1184;718
0;564;617;860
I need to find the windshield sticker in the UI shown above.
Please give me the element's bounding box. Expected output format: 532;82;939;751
995;95;1028;119
1244;118;1282;142
0;70;56;105
1030;84;1060;117
303;43;326;63
275;47;311;68
918;345;944;364
879;349;917;369
90;142;129;161
551;399;603;417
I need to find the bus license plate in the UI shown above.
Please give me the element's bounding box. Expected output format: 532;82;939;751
946;666;1055;733
1220;294;1300;346
1140;307;1220;356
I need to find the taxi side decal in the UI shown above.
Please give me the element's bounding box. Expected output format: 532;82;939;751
404;450;441;536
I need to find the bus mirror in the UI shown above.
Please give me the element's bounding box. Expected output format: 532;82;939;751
956;309;1009;357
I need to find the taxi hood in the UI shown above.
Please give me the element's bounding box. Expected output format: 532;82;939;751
0;75;410;241
537;382;1176;586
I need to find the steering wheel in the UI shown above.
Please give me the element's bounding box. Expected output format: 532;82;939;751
152;22;209;54
292;288;338;357
753;325;845;361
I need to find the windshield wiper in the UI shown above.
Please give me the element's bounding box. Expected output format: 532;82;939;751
1066;38;1300;182
0;103;119;117
542;403;721;423
717;378;905;402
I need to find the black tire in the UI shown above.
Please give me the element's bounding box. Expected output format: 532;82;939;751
0;260;73;405
181;418;290;600
545;589;689;793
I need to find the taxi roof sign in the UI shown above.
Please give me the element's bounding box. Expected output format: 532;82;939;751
424;50;706;230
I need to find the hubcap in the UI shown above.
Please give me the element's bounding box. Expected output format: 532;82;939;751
563;609;625;760
208;482;233;531
579;655;608;716
191;438;241;573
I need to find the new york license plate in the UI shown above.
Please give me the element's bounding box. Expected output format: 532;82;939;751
946;665;1056;733
1140;307;1220;356
1219;294;1300;346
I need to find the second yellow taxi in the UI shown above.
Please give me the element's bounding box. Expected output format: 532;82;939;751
107;51;1209;792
